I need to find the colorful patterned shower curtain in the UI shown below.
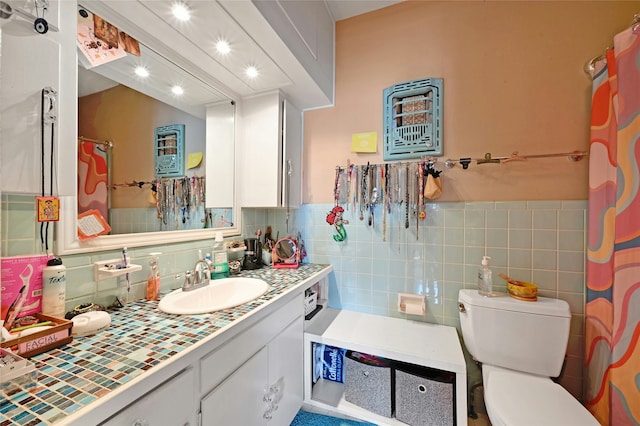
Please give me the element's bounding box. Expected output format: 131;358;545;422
78;140;110;222
586;25;640;426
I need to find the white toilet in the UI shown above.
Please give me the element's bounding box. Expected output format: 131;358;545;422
458;289;599;426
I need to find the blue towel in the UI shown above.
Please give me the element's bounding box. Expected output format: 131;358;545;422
290;410;377;426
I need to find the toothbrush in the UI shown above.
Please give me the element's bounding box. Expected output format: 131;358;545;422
122;247;131;295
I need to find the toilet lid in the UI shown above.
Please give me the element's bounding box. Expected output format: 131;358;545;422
483;365;599;426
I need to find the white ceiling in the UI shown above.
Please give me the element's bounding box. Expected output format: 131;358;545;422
325;0;402;21
79;0;403;115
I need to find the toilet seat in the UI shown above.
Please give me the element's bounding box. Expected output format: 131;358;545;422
482;365;599;426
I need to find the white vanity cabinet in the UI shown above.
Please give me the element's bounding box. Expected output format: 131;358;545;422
201;346;270;425
58;267;332;426
201;316;303;424
239;91;302;208
100;367;197;426
199;293;304;425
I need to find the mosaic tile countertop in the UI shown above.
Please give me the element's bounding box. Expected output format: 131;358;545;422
0;263;331;426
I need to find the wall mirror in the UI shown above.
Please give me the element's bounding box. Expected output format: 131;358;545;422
56;3;239;254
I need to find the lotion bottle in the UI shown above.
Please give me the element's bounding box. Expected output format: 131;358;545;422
42;257;66;317
146;253;161;301
478;255;493;296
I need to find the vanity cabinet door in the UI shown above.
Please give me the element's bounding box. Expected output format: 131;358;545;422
200;346;269;425
101;367;196;426
199;316;303;425
266;316;304;425
282;97;302;209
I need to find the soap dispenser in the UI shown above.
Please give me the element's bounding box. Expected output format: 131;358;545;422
146;252;161;301
478;255;493;296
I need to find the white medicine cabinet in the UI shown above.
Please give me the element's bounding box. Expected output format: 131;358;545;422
239;91;303;209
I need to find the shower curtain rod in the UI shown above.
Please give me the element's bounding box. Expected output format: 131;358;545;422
585;13;640;75
78;136;113;149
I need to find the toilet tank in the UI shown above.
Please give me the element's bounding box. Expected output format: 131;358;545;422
458;289;571;377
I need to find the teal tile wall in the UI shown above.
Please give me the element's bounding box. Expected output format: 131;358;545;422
1;196;587;400
245;201;588;400
1;195;227;311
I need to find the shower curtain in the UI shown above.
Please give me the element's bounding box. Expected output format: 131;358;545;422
586;25;640;426
78;140;110;222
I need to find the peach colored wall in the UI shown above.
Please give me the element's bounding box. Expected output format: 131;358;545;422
303;1;636;204
79;85;205;208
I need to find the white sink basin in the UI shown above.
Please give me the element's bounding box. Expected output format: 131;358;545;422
158;277;270;315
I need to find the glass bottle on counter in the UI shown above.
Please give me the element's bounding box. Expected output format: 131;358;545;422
146;253;161;301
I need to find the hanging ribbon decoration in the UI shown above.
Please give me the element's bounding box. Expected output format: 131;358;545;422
327;167;348;242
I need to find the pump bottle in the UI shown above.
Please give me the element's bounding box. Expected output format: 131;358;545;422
212;232;229;279
478;255;493;296
146;253;161;301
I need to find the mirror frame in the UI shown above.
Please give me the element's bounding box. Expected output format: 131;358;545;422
55;0;241;255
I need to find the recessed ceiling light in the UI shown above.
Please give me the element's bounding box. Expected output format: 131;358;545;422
245;66;258;78
215;39;231;55
135;66;149;78
172;85;184;95
172;3;190;21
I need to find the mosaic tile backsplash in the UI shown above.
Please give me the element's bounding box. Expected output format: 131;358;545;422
0;264;329;425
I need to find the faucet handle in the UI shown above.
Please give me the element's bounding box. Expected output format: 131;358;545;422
183;270;193;288
194;259;211;283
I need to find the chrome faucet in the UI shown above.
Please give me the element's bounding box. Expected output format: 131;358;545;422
182;259;211;292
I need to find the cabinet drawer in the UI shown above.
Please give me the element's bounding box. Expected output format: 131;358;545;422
200;293;302;394
101;367;196;426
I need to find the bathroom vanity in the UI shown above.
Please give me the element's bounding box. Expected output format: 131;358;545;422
1;264;332;425
1;263;468;426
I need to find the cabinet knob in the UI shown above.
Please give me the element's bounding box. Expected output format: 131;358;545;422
132;419;149;426
263;407;273;420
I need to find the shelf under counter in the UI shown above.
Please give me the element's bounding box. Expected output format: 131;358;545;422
303;308;467;426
